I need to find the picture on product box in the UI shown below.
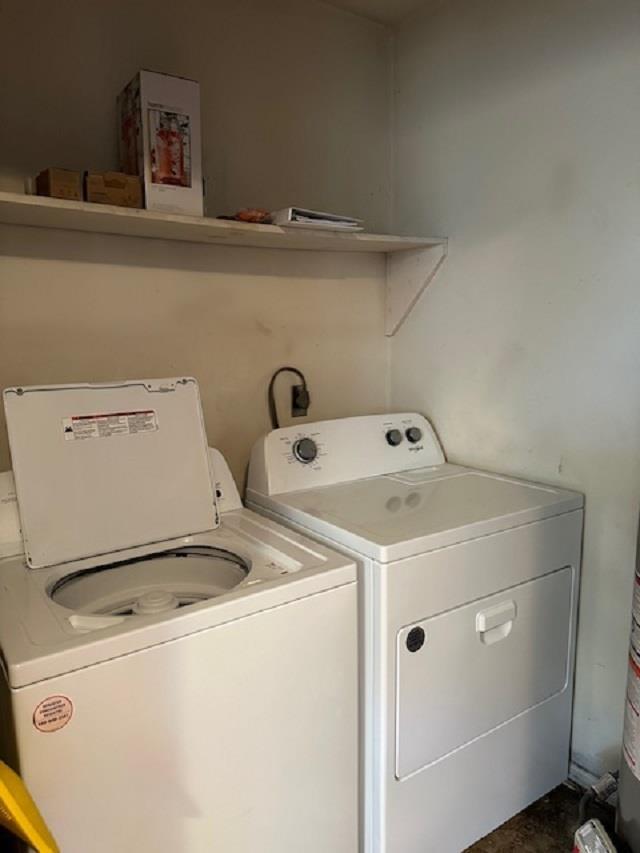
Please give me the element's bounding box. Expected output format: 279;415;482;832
149;109;191;187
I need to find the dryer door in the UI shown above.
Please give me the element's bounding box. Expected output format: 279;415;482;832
395;564;573;779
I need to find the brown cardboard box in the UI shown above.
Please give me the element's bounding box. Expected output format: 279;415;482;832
85;172;143;208
35;168;82;201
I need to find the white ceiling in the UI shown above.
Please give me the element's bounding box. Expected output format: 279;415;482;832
321;0;428;25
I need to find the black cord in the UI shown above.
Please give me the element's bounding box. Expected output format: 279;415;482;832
578;789;594;828
576;770;619;832
267;366;308;430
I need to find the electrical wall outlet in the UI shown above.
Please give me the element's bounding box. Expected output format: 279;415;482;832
291;384;310;417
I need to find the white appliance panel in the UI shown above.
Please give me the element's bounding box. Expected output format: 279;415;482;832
395;565;573;778
0;446;237;562
246;414;585;853
248;413;444;496
377;511;582;853
385;694;573;853
8;583;358;853
0;510;356;689
251;493;583;853
277;471;580;557
384;511;582;629
4;378;217;567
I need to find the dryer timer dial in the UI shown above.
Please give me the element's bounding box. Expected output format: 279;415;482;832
293;437;318;464
385;429;403;447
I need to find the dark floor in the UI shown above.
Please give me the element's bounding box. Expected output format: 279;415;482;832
466;784;619;852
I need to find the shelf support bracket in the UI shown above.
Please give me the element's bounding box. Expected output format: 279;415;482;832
385;241;448;336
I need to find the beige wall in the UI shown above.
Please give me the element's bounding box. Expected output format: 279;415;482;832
391;0;640;779
0;225;387;483
1;0;391;230
0;0;392;483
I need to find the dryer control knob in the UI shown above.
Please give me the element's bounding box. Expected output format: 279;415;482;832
385;429;403;447
406;427;423;444
293;437;318;464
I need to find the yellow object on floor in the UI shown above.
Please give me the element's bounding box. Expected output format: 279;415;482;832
0;761;59;852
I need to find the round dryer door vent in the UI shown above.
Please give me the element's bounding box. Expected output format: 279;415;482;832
49;546;250;617
406;626;426;653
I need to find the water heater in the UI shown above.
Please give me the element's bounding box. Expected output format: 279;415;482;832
617;558;640;849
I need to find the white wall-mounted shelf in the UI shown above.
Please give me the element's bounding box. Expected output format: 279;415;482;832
0;191;447;334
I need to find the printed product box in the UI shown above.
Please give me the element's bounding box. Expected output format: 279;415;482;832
118;70;203;216
35;168;82;201
85;172;143;208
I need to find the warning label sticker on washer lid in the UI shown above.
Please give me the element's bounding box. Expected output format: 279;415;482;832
33;695;73;733
62;410;158;441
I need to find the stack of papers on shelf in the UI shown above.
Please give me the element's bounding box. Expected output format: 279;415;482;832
271;207;364;232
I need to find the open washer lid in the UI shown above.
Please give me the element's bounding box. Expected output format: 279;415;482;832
4;378;218;568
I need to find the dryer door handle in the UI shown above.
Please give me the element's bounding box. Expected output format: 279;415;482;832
476;600;516;645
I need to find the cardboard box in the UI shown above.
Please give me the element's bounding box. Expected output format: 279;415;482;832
35;168;82;201
85;172;143;208
118;70;203;216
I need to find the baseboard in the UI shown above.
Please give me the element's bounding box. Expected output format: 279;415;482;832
569;761;600;790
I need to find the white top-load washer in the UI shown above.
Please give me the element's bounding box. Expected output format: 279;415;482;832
0;378;358;853
247;413;584;853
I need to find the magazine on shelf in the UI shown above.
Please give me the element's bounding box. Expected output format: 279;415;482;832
272;207;364;232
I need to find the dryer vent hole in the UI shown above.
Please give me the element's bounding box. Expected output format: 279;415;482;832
406;627;425;653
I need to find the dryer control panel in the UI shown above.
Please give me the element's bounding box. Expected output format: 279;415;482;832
248;413;445;495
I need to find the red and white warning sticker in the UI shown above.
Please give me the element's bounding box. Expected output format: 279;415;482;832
33;695;73;733
623;573;640;779
62;410;158;441
631;571;640;664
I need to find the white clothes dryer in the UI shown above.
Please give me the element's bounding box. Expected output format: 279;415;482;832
247;413;584;853
0;379;358;853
